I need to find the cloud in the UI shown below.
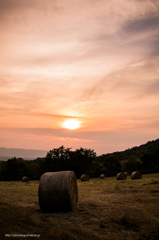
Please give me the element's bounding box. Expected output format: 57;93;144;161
1;0;158;77
1;127;159;155
0;0;159;153
0;0;62;13
123;15;159;33
147;79;159;94
120;14;159;56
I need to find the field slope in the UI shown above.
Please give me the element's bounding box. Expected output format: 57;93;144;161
0;173;159;240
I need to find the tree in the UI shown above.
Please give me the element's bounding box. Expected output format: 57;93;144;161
153;148;159;168
5;157;25;180
103;155;122;173
125;155;141;171
40;146;96;177
140;153;153;169
41;146;72;173
72;147;96;177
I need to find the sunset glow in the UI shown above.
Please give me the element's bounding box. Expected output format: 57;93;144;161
63;119;80;130
0;0;159;155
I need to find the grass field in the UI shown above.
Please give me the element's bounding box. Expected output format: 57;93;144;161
0;173;159;240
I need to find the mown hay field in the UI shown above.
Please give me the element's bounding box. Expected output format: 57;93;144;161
0;173;159;240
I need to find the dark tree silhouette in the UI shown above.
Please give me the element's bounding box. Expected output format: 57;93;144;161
103;155;122;172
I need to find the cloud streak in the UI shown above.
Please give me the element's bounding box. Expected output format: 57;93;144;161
0;0;159;154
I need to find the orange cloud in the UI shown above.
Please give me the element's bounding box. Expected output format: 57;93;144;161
0;0;159;154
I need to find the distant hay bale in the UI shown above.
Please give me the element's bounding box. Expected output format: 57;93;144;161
80;174;90;181
22;176;30;182
116;172;127;180
124;172;130;176
131;171;142;180
38;171;78;212
100;174;105;179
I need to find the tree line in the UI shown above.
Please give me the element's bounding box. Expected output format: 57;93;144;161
0;139;159;181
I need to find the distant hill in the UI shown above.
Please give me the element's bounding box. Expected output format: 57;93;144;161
99;138;159;161
0;147;48;161
1;138;159;161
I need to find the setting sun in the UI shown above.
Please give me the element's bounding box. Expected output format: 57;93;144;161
63;119;80;130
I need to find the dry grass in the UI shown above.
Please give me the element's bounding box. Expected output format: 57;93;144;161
0;173;159;240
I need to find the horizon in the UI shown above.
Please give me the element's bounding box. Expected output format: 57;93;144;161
0;137;158;159
0;0;159;155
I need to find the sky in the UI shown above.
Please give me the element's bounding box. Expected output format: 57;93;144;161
0;0;159;156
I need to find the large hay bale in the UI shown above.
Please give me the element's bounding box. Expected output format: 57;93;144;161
80;174;90;181
124;172;130;176
116;172;126;180
22;176;30;182
131;171;142;180
38;171;78;212
100;174;105;179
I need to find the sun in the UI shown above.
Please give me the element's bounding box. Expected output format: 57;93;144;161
63;119;80;130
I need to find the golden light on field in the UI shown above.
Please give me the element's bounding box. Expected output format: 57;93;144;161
62;119;80;130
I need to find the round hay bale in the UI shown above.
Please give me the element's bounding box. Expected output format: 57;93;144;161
131;171;142;180
124;172;130;176
80;174;90;181
22;176;30;182
100;174;105;179
116;172;126;180
38;171;78;212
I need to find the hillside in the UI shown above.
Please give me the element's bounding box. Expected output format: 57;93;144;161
0;139;158;181
0;147;47;160
98;138;159;161
1;138;159;161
